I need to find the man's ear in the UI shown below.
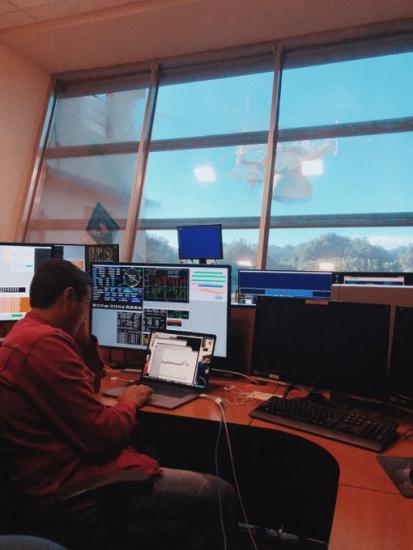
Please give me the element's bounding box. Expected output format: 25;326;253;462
62;286;76;305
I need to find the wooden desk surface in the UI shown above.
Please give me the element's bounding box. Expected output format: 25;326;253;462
101;370;413;550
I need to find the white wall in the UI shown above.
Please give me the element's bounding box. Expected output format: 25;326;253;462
0;42;50;241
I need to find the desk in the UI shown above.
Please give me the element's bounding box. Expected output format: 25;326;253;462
101;371;413;549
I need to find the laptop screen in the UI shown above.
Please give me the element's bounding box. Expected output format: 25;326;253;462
142;331;215;390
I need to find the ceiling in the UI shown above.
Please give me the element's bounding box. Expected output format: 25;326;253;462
1;0;413;74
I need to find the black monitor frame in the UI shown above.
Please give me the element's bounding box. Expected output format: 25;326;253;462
89;262;231;360
52;243;119;273
251;296;390;400
177;224;223;262
389;305;413;410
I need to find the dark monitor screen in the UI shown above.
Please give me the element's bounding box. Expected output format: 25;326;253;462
333;271;413;286
177;224;223;260
238;269;332;304
389;306;413;406
0;243;53;321
252;297;390;399
90;262;231;358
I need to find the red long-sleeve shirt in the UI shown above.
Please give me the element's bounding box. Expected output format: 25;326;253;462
0;312;160;498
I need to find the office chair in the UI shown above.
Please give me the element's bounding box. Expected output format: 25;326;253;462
0;535;67;549
0;440;152;550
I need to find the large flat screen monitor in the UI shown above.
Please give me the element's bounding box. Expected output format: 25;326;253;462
0;243;53;321
389;306;413;410
90;263;231;358
238;269;333;304
177;224;223;262
252;297;390;399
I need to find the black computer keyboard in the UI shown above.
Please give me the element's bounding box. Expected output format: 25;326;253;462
250;396;399;452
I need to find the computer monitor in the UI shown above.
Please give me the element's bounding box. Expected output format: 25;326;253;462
90;262;231;358
52;244;119;273
177;224;223;263
0;243;53;321
333;271;413;286
85;244;119;273
52;244;86;271
389;306;413;410
238;269;333;304
252;297;390;399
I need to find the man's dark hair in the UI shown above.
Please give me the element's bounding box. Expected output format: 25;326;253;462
30;259;91;309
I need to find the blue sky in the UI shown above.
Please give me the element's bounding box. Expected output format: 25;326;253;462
139;50;413;250
51;50;413;252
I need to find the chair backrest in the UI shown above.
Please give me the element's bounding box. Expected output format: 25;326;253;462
0;438;19;534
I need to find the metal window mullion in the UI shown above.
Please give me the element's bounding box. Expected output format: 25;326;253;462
121;64;159;262
44;114;413;160
18;85;58;242
256;46;283;269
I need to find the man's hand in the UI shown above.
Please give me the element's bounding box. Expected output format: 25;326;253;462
119;385;153;409
75;318;91;346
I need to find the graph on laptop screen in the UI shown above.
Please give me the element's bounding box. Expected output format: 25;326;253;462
0;243;53;320
252;296;390;399
90;263;230;357
238;269;332;304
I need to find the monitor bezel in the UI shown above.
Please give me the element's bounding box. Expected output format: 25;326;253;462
89;261;231;358
389;305;413;401
177;224;223;260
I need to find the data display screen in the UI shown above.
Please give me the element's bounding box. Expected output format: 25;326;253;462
0;244;53;321
238;269;332;304
90;263;231;357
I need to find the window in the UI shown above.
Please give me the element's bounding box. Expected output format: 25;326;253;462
24;29;413;290
26;79;150;245
268;48;413;272
137;64;274;287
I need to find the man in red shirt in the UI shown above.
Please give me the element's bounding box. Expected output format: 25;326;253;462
0;259;239;549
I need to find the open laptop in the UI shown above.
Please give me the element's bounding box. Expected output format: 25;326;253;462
103;330;216;409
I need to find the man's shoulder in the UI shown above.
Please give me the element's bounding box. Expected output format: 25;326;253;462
4;314;74;356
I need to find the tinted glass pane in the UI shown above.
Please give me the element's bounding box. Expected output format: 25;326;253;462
267;227;413;271
49;88;148;147
270;133;413;216
152;71;273;139
140;146;266;220
27;155;136;245
279;51;413;128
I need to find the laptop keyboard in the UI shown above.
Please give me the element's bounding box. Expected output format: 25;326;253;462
144;382;194;398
